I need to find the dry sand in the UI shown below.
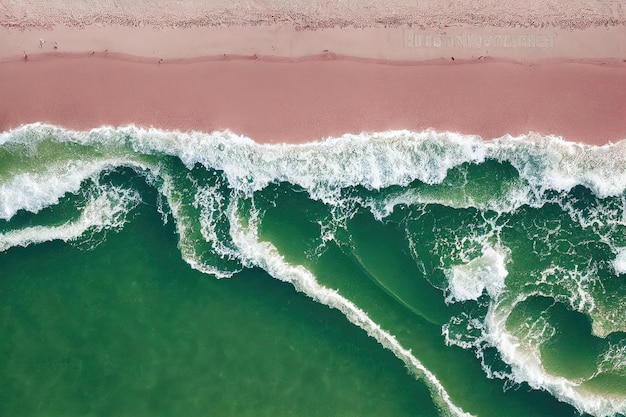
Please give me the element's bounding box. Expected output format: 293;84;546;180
1;0;625;145
1;0;625;29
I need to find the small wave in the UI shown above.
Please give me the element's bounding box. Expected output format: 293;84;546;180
444;260;626;417
6;124;626;207
0;159;133;220
0;183;140;251
485;303;626;417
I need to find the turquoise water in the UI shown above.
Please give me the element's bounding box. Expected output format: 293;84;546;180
1;124;625;417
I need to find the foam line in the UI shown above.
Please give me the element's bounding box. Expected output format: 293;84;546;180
227;197;474;417
0;184;140;251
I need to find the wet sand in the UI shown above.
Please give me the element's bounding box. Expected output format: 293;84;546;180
1;53;625;144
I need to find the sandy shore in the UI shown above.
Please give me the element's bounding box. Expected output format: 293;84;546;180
1;1;625;145
1;53;624;144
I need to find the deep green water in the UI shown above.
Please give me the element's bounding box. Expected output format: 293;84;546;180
1;125;625;417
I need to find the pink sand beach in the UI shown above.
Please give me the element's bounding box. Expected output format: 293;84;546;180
1;0;625;145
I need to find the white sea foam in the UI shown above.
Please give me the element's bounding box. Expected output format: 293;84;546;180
227;198;473;417
613;248;626;275
152;172;238;279
443;260;625;416
194;184;242;263
533;263;626;339
484;301;626;417
0;184;140;252
7;124;626;207
443;259;626;416
132;127;626;202
537;265;598;316
362;179;554;222
445;245;509;303
124;127;490;204
0;159;131;220
599;341;626;374
489;134;626;199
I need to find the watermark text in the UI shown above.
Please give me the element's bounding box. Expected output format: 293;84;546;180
405;33;555;48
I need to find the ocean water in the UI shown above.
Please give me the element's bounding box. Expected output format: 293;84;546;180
1;124;625;417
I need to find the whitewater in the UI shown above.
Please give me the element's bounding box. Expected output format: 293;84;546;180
1;123;625;417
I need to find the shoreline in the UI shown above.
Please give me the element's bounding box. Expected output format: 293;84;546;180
4;49;626;67
1;52;625;145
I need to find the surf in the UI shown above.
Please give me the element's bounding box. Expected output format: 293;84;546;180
1;123;625;417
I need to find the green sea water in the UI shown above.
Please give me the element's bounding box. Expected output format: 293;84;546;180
1;125;625;417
